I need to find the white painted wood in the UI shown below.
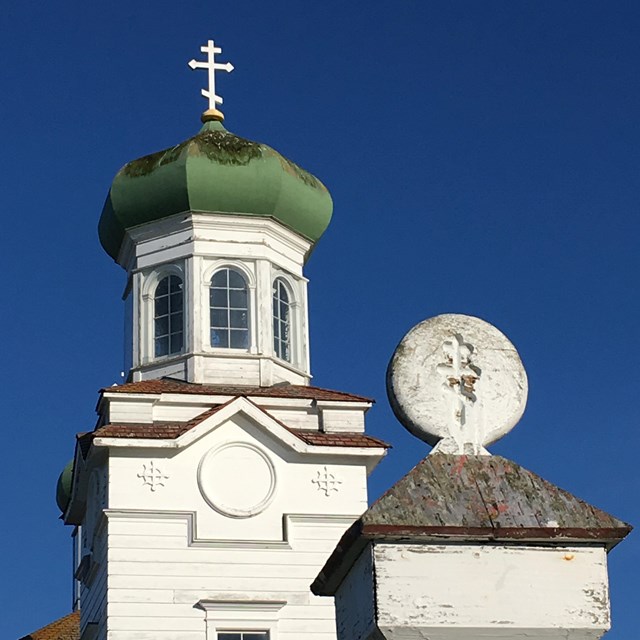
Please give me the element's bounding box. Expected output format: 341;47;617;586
69;390;382;640
319;407;366;433
334;541;612;640
123;213;315;385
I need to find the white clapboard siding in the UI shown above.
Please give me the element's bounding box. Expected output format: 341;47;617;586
80;524;107;636
104;512;352;639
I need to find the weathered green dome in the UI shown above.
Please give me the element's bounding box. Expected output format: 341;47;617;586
56;460;74;513
99;120;333;260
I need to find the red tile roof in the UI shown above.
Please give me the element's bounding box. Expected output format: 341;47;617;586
102;377;373;403
19;611;79;640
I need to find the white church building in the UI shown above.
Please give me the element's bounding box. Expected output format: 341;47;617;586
22;40;630;640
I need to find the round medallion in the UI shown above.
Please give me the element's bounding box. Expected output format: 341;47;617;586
197;442;276;518
387;314;528;454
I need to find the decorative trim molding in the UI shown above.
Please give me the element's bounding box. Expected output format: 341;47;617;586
103;509;358;549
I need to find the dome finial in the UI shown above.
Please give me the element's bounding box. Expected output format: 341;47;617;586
188;39;234;122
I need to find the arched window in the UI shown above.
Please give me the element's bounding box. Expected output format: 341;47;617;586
273;278;291;362
210;268;249;349
154;275;184;358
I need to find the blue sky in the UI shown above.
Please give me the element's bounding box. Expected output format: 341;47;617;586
2;1;638;637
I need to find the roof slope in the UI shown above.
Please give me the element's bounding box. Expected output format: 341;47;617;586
312;454;632;595
19;611;79;640
361;454;630;535
103;378;373;403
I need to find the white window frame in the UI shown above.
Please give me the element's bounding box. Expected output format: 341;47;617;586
141;263;186;364
202;260;257;355
197;600;285;640
270;270;302;368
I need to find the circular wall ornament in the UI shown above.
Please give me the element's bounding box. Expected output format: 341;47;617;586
197;442;276;518
387;314;528;455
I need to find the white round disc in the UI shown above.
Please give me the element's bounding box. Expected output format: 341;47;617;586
386;314;528;453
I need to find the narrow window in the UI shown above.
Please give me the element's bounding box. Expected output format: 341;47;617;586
210;268;249;349
154;275;184;358
273;278;291;362
218;634;269;640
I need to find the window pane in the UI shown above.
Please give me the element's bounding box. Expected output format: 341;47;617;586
169;275;182;293
211;308;227;328
228;269;245;288
155;337;169;357
211;329;229;348
156;277;168;296
212;270;228;287
280;320;289;341
280;300;289;320
210;288;228;307
170;292;183;312
155;296;168;317
218;635;240;640
170;332;183;353
155;316;169;336
230;310;248;329
229;288;247;309
171;311;183;328
230;329;249;349
245;635;269;640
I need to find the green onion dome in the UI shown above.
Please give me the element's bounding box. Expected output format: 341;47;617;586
56;460;74;513
99;120;333;261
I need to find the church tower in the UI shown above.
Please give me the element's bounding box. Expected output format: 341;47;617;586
55;40;388;640
100;40;332;387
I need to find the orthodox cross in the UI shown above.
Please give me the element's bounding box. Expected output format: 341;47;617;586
188;39;234;112
436;333;481;429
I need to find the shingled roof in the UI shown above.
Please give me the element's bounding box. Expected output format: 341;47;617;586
19;611;79;640
312;454;632;595
86;400;389;449
102;377;373;403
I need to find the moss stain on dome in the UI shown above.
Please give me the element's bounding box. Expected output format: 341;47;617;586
123;130;264;178
278;155;326;190
100;120;333;261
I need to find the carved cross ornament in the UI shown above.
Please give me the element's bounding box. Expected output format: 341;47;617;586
386;314;528;455
437;333;481;417
137;461;169;492
312;466;342;497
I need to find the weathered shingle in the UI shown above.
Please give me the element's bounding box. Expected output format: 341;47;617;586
90;404;389;449
102;377;373;403
19;611;79;640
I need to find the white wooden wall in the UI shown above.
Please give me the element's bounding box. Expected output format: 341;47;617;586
105;514;351;639
84;408;375;639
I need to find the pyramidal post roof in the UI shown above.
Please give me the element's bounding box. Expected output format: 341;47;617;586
312;453;632;595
